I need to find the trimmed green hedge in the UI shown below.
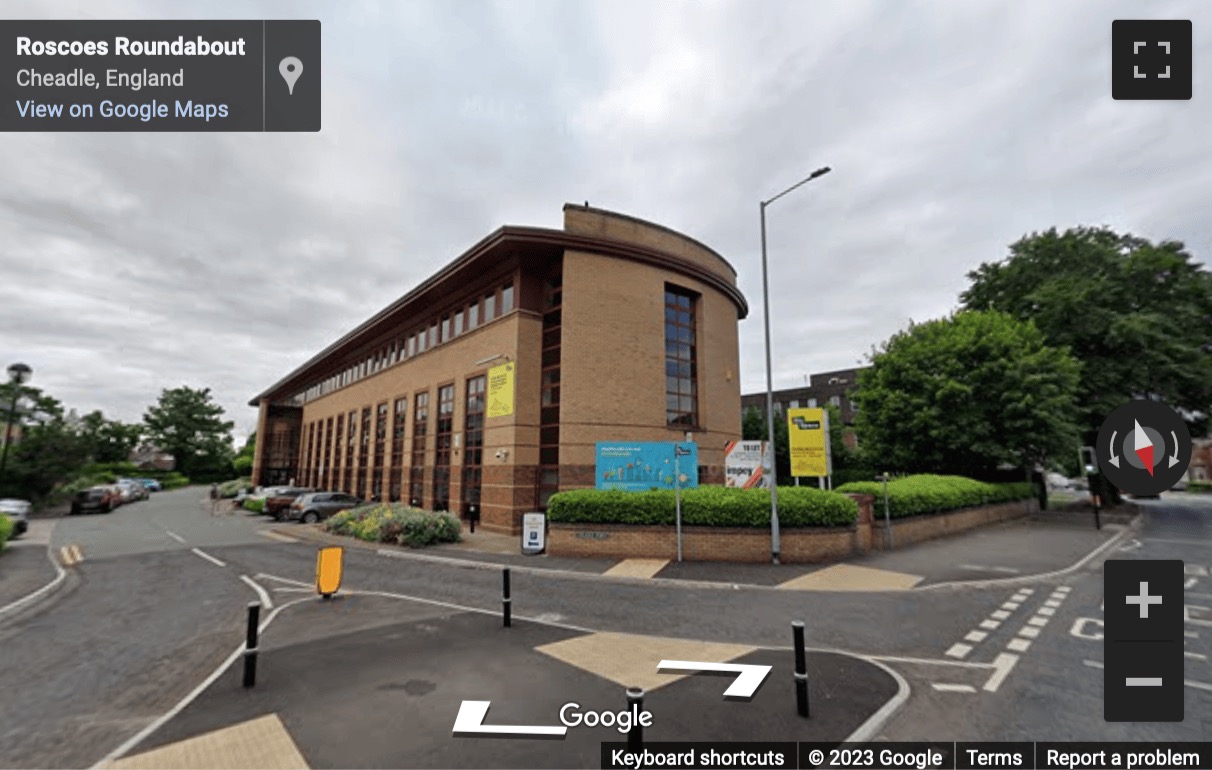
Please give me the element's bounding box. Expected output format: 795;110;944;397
834;474;1033;518
0;514;12;551
1188;480;1212;493
325;503;462;548
546;486;858;528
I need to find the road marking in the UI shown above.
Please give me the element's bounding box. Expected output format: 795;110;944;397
256;572;310;588
980;620;1000;630
869;655;993;669
1186;630;1198;638
190;548;226;568
1027;616;1048;627
1018;626;1041;639
1044;600;1062;608
1057;585;1072;593
945;643;972;659
1186;605;1212;627
1071;617;1104;640
1007;638;1031;652
964;631;988;643
239;575;274;610
931;683;977;693
0;543;68;620
59;545;83;566
258;529;299;544
1038;607;1056;616
983;653;1019;692
1186;578;1198;589
1185;651;1208;661
1013;589;1034;599
1001;602;1021;611
1084;659;1103;670
1186;565;1208;576
165;531;186;544
958;564;1021;574
992;610;1011;620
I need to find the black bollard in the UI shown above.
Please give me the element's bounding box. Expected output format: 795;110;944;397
626;687;644;752
503;568;511;628
792;620;809;717
243;602;261;688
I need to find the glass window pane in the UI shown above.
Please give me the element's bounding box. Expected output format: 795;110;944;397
484;295;495;320
666;394;679;411
666;360;678;377
468;303;479;328
679;311;691;325
501;284;514;313
454;311;464;335
666;375;678;393
441;317;450;342
678;294;690;308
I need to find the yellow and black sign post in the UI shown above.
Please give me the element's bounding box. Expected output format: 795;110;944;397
315;546;343;599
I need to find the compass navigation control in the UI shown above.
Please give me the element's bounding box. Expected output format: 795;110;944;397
1096;401;1191;496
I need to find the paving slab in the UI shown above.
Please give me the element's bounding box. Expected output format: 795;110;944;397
124;594;898;769
107;714;308;770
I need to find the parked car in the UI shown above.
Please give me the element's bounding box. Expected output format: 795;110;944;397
117;480;149;501
288;492;362;523
264;487;315;520
134;478;162;492
70;486;117;515
0;498;30;537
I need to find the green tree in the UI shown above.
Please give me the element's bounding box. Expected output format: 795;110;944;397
78;410;143;463
232;432;256;477
143;387;235;481
0;382;90;500
962;227;1212;438
854;310;1082;476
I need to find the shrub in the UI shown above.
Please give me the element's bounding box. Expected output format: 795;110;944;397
835;474;1033;518
218;478;252;498
157;472;190;490
322;503;462;548
1189;480;1212;493
242;497;265;513
546;486;858;527
0;514;12;551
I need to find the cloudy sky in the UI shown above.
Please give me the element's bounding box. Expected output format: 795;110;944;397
2;0;1209;444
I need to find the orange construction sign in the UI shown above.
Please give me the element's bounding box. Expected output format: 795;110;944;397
315;546;344;597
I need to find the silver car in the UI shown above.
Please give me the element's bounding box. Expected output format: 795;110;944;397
0;498;31;538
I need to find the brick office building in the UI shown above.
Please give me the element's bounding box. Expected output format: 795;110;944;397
249;204;748;534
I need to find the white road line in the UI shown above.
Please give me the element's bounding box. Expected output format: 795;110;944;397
958;564;1021;574
945;643;973;659
868;655;994;669
1056;585;1072;593
1185;565;1208;576
1007;638;1031;652
983;653;1019;692
1186;606;1212;627
256;572;310;588
165;531;186;544
1001;602;1021;611
1186;630;1199;638
979;620;1001;630
1018;626;1041;639
1048;593;1067;602
189;548;226;568
273;587;313;594
70;545;83;564
1186;679;1212;693
1045;600;1062;608
1028;616;1048;627
1185;651;1208;661
931;683;977;693
0;543;67;620
964;631;988;643
991;610;1010;620
239;575;274;610
1186;577;1198;589
1038;607;1056;616
1084;659;1104;669
258;529;299;544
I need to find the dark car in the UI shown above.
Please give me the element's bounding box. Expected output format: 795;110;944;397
265;487;315;520
288;492;362;524
70;486;117;515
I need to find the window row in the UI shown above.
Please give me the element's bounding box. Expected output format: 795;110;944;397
293;281;515;404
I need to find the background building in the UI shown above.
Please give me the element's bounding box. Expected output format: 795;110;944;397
741;367;868;449
250;204;748;533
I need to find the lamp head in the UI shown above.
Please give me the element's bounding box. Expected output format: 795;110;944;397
6;363;31;384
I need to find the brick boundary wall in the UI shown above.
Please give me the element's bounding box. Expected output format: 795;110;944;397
546;494;1038;563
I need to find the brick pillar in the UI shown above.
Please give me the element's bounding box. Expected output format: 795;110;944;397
847;493;875;554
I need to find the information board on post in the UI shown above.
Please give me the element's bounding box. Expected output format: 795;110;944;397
724;440;771;489
0;19;320;131
787;407;832;478
595;442;699;492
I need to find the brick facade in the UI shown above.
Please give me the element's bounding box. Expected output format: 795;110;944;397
250;205;747;534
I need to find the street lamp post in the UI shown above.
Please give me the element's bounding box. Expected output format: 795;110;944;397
0;363;33;483
760;167;831;564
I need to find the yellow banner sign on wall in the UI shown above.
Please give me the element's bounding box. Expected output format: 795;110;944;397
787;407;832;477
487;362;515;418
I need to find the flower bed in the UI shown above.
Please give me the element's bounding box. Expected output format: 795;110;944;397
324;503;462;548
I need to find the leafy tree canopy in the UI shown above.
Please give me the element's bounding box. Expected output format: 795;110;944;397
962;226;1212;436
143;386;235;479
854;310;1082;476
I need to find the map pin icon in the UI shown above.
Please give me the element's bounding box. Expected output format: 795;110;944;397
279;56;303;95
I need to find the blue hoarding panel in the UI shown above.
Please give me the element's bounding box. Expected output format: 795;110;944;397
595;442;699;491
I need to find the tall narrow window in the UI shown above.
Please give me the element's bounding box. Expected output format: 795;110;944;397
345;410;357;494
441;315;451;343
371;402;388;502
428;322;438;349
484;293;496;322
538;271;562;510
432;384;455;512
390;397;407;502
332;414;344;491
468;302;479;329
454;309;464;336
409;392;429;506
462;376;486;518
409;333;417;356
303;422;315;487
357;407;371;499
665;286;698;427
322;416;333;489
501;283;514;314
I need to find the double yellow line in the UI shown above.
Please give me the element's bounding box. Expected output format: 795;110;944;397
59;544;84;566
